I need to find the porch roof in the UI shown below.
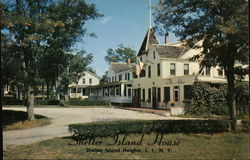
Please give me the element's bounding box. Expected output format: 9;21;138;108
87;82;123;89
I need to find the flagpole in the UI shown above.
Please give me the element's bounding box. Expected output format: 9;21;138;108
149;0;152;28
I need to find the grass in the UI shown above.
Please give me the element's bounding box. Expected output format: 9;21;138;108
3;132;249;159
3;110;51;131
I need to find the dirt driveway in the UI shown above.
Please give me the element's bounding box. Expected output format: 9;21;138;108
3;107;184;150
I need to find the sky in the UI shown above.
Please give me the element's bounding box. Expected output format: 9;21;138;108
74;0;178;76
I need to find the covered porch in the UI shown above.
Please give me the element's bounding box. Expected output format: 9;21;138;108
88;81;133;106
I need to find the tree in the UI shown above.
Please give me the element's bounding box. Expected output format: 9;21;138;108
69;51;93;99
1;0;101;120
86;67;96;74
104;44;136;64
154;0;248;130
100;71;108;84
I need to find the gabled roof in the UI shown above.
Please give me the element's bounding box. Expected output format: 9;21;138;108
111;62;136;73
137;28;159;56
85;70;100;79
153;44;189;58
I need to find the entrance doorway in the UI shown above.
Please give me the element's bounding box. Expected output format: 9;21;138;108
174;86;180;102
132;88;141;107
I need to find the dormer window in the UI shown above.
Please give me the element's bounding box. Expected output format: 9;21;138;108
153;51;156;59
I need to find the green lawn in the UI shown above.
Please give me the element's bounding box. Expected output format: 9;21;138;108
3;110;51;131
4;132;249;159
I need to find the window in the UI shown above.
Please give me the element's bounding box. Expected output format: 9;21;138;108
111;87;115;96
109;78;111;82
89;78;92;84
82;78;86;84
205;67;210;76
218;68;223;76
82;88;87;96
115;76;117;82
153;51;156;59
127;84;132;87
140;70;146;77
124;84;127;96
170;63;176;75
125;73;127;80
112;77;114;82
164;87;170;103
119;75;122;81
142;89;145;102
133;72;137;78
157;63;161;76
77;88;81;93
157;88;161;102
148;88;151;102
128;89;131;98
128;73;130;80
140;56;142;62
116;86;120;96
184;85;192;100
184;64;189;75
148;66;151;78
71;88;76;93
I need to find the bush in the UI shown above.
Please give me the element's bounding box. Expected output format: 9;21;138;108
67;99;108;106
69;120;230;139
35;99;60;105
185;82;228;115
3;97;25;105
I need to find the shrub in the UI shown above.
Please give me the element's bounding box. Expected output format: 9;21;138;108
3;97;25;105
69;120;230;139
35;99;60;105
185;82;228;115
67;99;108;106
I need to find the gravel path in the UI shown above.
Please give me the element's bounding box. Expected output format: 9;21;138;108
3;107;185;150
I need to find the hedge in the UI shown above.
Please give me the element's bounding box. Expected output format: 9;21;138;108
66;100;108;106
3;97;25;105
69;120;230;139
185;82;229;115
35;99;60;105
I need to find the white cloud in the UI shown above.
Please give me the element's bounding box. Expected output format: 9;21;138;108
100;16;111;24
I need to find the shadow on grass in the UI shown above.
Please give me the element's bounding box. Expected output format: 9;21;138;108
2;110;47;128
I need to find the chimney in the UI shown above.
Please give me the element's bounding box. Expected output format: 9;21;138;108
165;32;169;44
127;58;131;64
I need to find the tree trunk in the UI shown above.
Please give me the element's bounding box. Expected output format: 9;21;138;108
226;69;237;131
27;86;35;120
46;82;50;99
42;83;44;100
65;87;69;101
75;85;77;99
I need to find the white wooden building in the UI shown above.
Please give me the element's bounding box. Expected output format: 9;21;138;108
88;62;136;105
68;71;100;99
89;28;247;112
